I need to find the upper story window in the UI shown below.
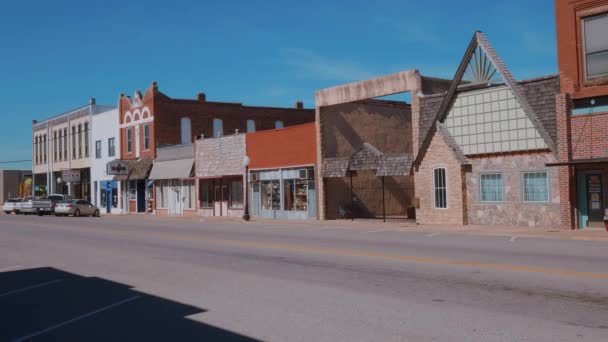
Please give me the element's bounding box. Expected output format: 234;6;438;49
34;136;38;164
95;140;102;159
274;120;284;129
58;130;62;161
433;168;447;209
77;124;83;159
108;137;115;157
72;126;76;159
126;127;133;153
213;118;223;137
247;119;256;133
144;124;150;150
63;128;68;161
583;13;608;79
180;117;191;144
84;122;89;158
43;134;47;163
53;131;57;161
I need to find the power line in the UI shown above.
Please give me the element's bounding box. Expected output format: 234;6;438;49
0;159;32;164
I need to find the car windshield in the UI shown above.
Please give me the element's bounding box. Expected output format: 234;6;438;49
48;195;64;201
61;200;77;204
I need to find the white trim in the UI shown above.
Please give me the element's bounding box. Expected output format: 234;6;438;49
124;111;133;123
521;170;550;203
432;167;448;209
120;116;154;128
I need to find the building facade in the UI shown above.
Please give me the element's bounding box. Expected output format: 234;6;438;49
152;144;196;217
90;107;122;214
0;170;32;204
412;32;561;228
114;81;314;214
32;99;115;200
554;0;608;229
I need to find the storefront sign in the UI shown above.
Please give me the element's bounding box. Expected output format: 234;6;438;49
61;170;81;183
107;160;129;175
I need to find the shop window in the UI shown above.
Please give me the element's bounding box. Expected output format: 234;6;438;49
126;127;132;153
84;122;89;157
213;118;223;137
108;137;115;157
480;173;503;202
283;179;308;211
247;119;256;133
200;181;213;208
184;180;195;209
99;183;105;208
274;120;284;129
583;13;608;79
433;168;447;208
523;171;549;202
95;140;102;159
128;181;137;200
155;180;167;208
144;124;150;150
181;117;191;144
261;180;280;210
228;180;243;208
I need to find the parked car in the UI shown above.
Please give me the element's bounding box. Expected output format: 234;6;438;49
19;197;36;215
3;198;23;214
32;194;74;216
55;199;100;217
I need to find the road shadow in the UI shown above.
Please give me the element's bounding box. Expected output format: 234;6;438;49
0;267;260;341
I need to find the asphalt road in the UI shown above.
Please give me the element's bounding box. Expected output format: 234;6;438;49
0;214;607;342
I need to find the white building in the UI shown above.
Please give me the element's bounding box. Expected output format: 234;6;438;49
90;107;123;214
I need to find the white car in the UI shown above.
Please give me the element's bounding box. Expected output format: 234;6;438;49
19;197;36;215
3;198;22;214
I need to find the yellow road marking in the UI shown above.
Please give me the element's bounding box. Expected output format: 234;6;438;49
5;217;608;280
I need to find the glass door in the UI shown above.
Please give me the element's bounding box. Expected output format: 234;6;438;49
587;174;604;227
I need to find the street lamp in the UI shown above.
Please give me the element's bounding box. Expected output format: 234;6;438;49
242;155;251;221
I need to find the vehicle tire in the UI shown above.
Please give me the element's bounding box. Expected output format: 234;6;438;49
55;214;62;217
37;211;43;216
4;211;11;215
93;210;100;218
74;209;80;217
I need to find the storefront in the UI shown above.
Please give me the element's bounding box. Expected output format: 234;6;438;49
250;167;316;220
98;180;120;214
109;158;153;213
199;176;244;217
577;169;606;228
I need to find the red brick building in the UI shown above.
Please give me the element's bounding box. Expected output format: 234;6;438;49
115;81;314;213
553;0;608;228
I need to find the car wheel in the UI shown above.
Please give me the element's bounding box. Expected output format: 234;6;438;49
93;210;100;218
4;211;11;215
37;211;43;216
74;209;80;217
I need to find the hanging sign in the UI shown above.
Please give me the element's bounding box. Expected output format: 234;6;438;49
61;170;81;183
107;160;130;175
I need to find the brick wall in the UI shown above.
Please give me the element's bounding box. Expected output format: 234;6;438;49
195;134;246;178
414;130;465;226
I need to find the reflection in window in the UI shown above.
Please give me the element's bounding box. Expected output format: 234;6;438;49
283;179;308;211
229;180;243;208
199;181;213;208
261;180;280;210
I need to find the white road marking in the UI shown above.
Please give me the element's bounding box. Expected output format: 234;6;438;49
13;295;141;342
509;236;518;243
0;265;21;272
366;229;387;233
0;279;62;298
427;233;440;237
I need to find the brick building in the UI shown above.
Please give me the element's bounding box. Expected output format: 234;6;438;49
114;81;314;214
552;0;608;228
412;32;561;228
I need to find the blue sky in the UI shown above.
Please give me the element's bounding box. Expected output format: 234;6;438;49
0;0;557;169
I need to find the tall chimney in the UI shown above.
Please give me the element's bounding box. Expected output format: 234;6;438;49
32;120;38;124
90;98;96;105
197;93;206;101
152;81;158;90
295;101;303;109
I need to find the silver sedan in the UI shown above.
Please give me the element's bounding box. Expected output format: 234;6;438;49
55;199;100;217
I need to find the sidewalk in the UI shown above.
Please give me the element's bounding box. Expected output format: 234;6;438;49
111;213;608;243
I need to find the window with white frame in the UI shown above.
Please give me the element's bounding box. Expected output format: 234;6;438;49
583;13;608;78
480;173;504;202
522;171;549;202
95;140;102;159
213;118;223;137
433;168;447;208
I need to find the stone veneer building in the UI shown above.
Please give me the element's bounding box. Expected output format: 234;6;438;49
412;32;561;228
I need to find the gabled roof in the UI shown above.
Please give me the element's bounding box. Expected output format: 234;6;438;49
413;31;557;170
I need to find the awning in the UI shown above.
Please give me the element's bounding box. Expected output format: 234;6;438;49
113;158;153;181
148;158;194;180
546;158;608;167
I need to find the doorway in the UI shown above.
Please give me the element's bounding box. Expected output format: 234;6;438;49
577;171;605;228
169;186;183;216
214;185;228;216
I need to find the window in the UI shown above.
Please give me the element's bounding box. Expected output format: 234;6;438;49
433;168;447;208
34;136;38;164
184;180;195;209
180;117;191;144
480;173;503;202
199;181;213;208
261;180;280;210
283;178;308;211
63;128;68;160
78;124;82;158
84;122;89;157
58;130;63;161
72;126;76;159
523;171;549;202
246;119;256;133
583;13;608;78
108;137;115;157
144;124;150;150
53;131;57;161
128;181;137;200
126;128;132;153
155;180;167;208
275;120;284;129
43;134;47;163
213;118;223;137
95;140;102;159
229;179;243;208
